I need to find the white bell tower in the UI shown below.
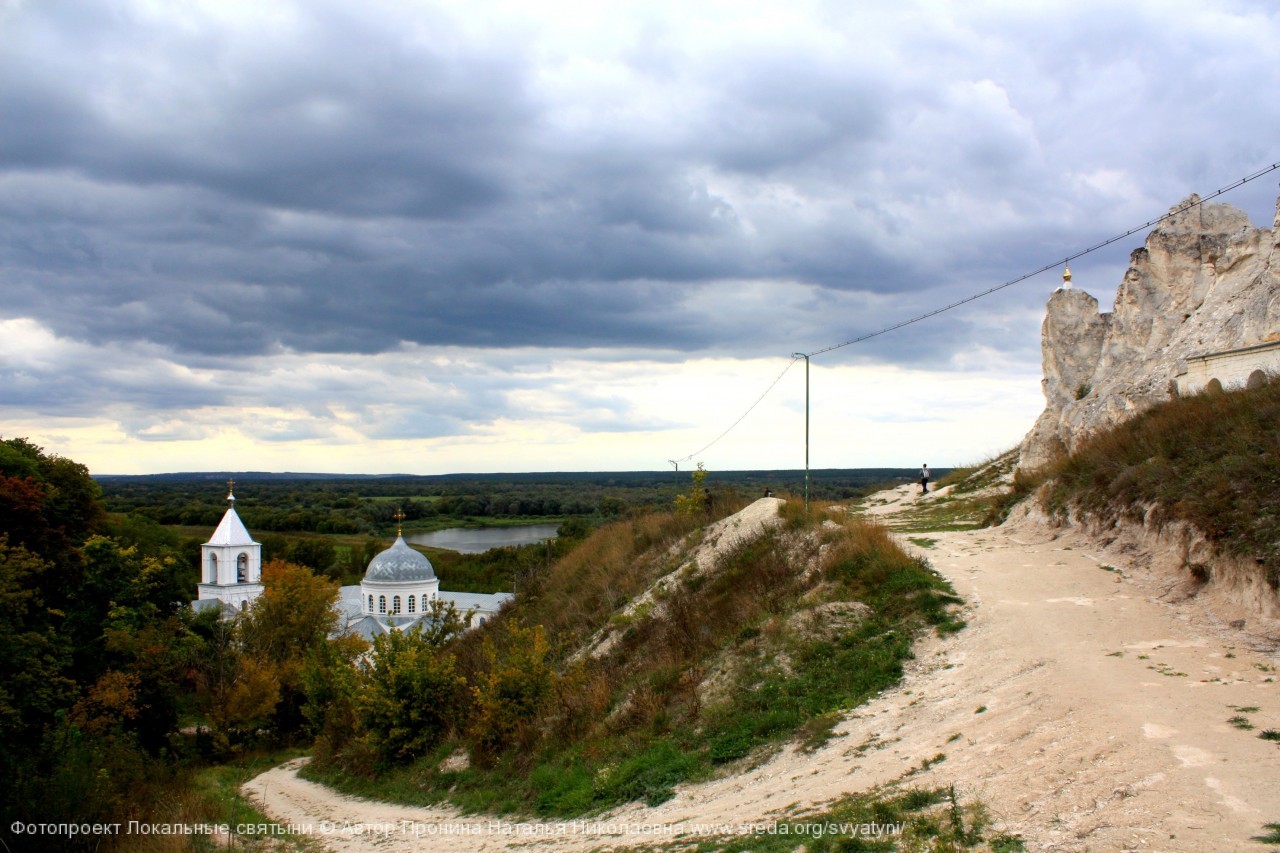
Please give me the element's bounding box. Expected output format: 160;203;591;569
195;480;264;612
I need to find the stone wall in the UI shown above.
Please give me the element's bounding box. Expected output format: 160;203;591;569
1174;339;1280;395
1018;194;1280;472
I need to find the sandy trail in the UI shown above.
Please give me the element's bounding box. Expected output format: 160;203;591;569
244;490;1280;851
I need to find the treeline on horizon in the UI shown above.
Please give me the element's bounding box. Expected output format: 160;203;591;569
97;468;932;535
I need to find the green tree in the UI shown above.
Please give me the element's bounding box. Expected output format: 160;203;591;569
0;539;76;782
357;603;468;764
285;537;337;575
300;632;367;763
673;463;709;516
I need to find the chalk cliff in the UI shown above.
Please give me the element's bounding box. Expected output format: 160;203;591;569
1018;194;1280;471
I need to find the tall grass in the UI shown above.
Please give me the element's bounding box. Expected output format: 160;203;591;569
308;499;964;817
1041;380;1280;581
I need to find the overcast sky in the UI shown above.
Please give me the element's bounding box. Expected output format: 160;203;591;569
2;0;1278;476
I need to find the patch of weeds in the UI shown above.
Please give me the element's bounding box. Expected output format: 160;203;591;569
921;753;946;770
1138;654;1150;660
1232;705;1261;713
946;732;962;743
1259;730;1280;742
1226;651;1237;658
1256;662;1277;673
974;705;987;714
887;496;989;533
1228;715;1255;730
1107;651;1124;657
684;784;998;851
1099;564;1118;572
1253;822;1280;844
797;711;842;753
908;536;938;549
990;833;1028;852
1148;663;1188;677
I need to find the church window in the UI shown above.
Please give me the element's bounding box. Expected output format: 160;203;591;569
392;596;401;614
207;553;217;583
237;553;248;583
378;596;386;614
407;595;416;613
368;595;374;613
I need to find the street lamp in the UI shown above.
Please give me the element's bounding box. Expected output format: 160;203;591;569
792;352;809;511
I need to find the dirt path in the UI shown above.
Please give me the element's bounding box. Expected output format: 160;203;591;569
244;489;1280;850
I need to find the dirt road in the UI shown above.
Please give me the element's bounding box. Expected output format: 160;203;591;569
244;489;1280;850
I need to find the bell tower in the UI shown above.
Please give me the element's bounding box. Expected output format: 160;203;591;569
195;480;264;612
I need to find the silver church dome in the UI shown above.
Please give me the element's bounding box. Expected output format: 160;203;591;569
364;536;436;582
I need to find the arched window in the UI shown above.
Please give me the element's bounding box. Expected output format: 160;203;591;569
392;596;401;614
207;553;217;583
241;600;248;611
378;596;387;614
1247;369;1268;390
1207;377;1224;394
407;595;416;613
367;595;374;613
237;553;248;583
478;616;486;625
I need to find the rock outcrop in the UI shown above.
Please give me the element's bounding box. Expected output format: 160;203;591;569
1018;194;1280;471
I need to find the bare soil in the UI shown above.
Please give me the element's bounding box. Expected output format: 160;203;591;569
244;487;1280;850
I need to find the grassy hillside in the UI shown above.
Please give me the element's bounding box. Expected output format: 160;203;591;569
1032;380;1280;585
306;494;965;818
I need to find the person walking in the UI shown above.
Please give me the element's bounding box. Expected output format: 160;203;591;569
920;464;930;495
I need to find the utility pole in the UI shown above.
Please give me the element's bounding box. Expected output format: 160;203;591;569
792;352;810;511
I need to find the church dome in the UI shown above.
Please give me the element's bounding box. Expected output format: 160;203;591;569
364;536;436;583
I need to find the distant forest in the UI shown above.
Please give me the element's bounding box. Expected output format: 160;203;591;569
97;468;931;535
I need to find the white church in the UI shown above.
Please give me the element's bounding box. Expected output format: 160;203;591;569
193;485;512;637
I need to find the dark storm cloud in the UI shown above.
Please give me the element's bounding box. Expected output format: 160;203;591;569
2;0;1279;383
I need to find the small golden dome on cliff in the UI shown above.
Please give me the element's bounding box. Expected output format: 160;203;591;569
1062;264;1072;289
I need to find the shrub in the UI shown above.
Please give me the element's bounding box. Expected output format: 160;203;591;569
468;622;558;761
357;623;467;765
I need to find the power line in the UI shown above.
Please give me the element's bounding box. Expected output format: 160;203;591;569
672;159;1280;464
803;160;1280;358
671;356;798;464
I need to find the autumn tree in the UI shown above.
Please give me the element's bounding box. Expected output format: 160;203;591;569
238;558;340;738
191;613;281;757
468;621;557;760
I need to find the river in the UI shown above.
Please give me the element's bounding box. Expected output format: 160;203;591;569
404;523;561;554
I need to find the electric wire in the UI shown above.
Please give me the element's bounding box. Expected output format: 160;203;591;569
804;160;1280;357
671;356;798;464
673;159;1280;463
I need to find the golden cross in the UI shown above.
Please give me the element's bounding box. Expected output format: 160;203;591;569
393;508;405;536
227;478;236;502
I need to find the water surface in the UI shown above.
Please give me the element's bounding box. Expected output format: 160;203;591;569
406;523;560;554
